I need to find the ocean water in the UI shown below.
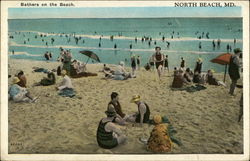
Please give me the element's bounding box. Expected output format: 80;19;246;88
8;18;243;72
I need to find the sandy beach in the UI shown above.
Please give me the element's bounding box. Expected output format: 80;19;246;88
8;58;243;154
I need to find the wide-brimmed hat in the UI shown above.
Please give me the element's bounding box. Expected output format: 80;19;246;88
61;70;67;75
105;107;117;117
12;77;20;84
130;95;141;103
234;48;242;54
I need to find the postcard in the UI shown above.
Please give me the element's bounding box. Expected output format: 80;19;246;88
1;1;249;161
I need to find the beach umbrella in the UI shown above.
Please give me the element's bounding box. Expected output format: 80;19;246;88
210;53;232;82
79;50;101;65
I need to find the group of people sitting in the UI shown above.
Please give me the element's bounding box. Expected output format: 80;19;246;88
96;92;174;152
57;48;97;78
172;66;226;88
8;71;38;103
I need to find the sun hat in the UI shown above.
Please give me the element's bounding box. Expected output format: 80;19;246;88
130;95;141;103
153;115;162;124
105;107;117;117
234;48;242;54
12;77;20;84
61;70;67;75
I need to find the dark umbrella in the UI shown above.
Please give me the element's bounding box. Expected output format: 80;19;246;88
79;50;101;65
210;53;232;82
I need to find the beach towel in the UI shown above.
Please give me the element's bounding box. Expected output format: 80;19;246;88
33;68;49;73
171;84;206;93
58;88;76;98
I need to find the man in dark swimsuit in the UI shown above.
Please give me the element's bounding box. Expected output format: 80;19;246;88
96;108;126;149
108;92;126;119
152;47;165;80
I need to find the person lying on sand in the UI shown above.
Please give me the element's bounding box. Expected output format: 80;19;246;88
96;108;127;149
9;77;38;103
33;70;56;86
126;95;151;126
206;69;226;87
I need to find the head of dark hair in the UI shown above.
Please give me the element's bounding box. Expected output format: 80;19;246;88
111;92;118;100
155;46;161;50
17;70;24;76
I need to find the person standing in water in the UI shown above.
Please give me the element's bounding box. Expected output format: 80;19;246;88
137;56;141;70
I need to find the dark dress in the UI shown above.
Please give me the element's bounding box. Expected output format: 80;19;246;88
228;55;240;80
194;62;202;73
96;119;118;149
131;57;136;69
135;102;150;123
40;72;56;86
180;60;185;68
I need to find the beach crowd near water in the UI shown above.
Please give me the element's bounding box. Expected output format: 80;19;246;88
7;18;244;153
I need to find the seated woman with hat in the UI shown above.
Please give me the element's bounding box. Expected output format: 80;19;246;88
96;108;127;149
126;95;151;126
9;77;38;103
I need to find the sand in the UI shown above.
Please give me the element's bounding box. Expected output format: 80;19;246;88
8;58;243;154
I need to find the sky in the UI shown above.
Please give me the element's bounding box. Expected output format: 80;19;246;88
8;7;241;19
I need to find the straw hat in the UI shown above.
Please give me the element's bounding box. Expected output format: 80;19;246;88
12;77;20;84
197;58;203;62
130;95;141;103
61;70;67;75
153;115;162;124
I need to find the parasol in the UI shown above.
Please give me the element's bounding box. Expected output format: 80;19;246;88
79;50;101;64
210;53;232;82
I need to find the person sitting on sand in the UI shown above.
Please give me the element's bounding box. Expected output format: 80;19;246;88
206;69;226;86
96;108;127;149
70;60;97;78
113;61;133;80
183;68;193;83
144;63;151;71
172;69;189;88
108;92;126;119
9;77;38;103
147;115;172;153
34;70;56;86
193;71;206;84
126;95;150;126
56;70;73;90
16;70;27;88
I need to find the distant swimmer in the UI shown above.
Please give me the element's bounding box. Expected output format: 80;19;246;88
162;36;165;41
166;41;170;48
12;50;15;55
199;42;202;50
148;41;151;46
217;39;221;49
114;44;117;49
154;41;157;45
135;37;137;43
82;40;85;44
234;38;236;45
24;40;26;44
212;40;216;50
130;44;132;49
171;35;173;39
99;42;101;48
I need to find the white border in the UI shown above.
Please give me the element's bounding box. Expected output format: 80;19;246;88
1;1;249;161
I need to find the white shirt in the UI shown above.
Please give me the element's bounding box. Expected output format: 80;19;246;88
58;75;73;90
